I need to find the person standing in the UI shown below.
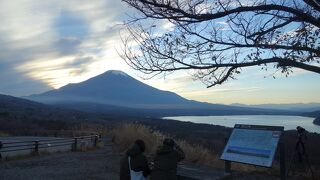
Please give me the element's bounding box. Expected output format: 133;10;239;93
150;138;185;180
120;139;150;180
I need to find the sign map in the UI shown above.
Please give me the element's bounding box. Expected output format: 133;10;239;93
221;124;283;167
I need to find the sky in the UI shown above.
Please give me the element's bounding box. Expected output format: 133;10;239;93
0;0;319;105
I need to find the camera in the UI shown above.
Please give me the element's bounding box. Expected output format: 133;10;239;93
296;126;305;135
296;126;307;144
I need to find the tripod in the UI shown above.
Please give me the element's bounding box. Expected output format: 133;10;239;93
287;132;315;180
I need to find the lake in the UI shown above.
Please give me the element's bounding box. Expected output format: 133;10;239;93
163;115;320;133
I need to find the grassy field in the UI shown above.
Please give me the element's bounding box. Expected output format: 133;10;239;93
112;124;222;167
113;124;269;171
112;123;319;179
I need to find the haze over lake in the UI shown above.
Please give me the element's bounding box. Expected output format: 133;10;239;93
163;115;320;133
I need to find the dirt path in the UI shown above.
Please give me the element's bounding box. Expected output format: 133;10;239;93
0;139;121;180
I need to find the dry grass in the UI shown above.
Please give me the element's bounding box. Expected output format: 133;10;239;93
112;124;163;153
0;131;9;137
112;123;275;173
71;123;108;137
112;123;224;168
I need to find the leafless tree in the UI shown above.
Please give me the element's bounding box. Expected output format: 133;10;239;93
121;0;320;87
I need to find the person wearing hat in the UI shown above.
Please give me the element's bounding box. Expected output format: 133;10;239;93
150;138;185;180
120;139;150;180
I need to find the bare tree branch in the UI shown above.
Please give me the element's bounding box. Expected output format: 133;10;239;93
121;0;320;87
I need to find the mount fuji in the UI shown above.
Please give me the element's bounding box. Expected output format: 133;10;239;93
25;70;296;117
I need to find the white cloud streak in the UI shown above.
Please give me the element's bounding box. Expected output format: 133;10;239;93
0;0;133;94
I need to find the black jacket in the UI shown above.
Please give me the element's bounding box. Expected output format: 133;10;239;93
120;144;150;180
150;144;185;180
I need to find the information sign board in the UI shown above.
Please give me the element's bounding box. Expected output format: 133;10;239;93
221;124;283;167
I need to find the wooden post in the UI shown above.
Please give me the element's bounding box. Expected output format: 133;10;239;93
94;135;98;148
73;138;78;151
224;137;231;173
225;161;231;173
279;141;286;180
34;141;39;155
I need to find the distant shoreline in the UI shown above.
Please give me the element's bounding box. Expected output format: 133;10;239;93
161;115;319;133
314;117;320;126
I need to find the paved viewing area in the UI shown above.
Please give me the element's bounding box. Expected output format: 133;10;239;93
0;137;286;180
0;138;119;180
0;136;228;180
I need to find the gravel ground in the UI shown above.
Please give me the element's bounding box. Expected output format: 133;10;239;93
0;139;121;180
1;139;316;180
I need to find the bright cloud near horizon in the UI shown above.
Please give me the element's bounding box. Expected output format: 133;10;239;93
0;0;319;105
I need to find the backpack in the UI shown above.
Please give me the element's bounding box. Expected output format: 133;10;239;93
128;156;146;180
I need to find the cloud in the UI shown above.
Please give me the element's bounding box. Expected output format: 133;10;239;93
0;0;319;105
0;0;133;96
180;87;262;96
0;62;51;96
215;21;230;30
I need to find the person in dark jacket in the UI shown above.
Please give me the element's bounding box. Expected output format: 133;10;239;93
120;139;150;180
150;138;185;180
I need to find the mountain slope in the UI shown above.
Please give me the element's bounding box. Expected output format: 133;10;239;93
25;70;298;117
0;94;99;122
301;110;320;126
27;70;188;106
0;94;114;135
314;117;320;126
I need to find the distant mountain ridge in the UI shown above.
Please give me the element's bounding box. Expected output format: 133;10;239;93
231;103;320;112
314;117;320;126
0;94;100;122
301;110;320;126
25;70;299;117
